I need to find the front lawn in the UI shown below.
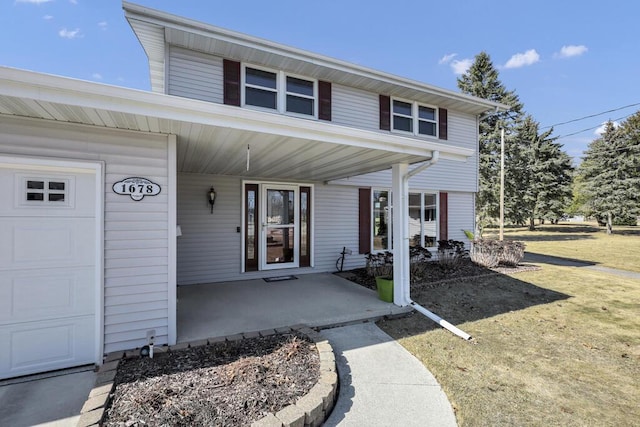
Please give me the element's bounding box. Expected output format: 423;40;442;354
486;222;640;273
378;225;640;426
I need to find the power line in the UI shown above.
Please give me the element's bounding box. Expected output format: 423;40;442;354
555;113;635;140
541;102;640;130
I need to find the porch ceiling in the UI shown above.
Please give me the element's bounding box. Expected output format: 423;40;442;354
0;67;476;182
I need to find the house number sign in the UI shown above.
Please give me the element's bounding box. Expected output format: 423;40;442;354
113;177;161;201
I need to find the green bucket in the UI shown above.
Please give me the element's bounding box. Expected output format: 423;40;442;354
375;277;394;303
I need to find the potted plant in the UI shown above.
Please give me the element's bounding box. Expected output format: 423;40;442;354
366;252;394;303
374;276;394;302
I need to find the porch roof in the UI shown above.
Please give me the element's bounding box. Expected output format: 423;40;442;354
0;66;474;182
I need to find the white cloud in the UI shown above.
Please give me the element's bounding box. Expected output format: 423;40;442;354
594;121;620;136
504;49;540;69
98;21;107;30
555;45;588;59
15;0;53;4
58;28;82;39
438;53;457;65
92;73;102;80
43;14;53;20
450;58;473;75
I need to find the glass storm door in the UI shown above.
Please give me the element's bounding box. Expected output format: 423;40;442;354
261;186;299;270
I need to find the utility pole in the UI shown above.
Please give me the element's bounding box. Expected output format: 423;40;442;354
499;127;505;241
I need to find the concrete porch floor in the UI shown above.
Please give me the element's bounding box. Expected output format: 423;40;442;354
177;272;411;342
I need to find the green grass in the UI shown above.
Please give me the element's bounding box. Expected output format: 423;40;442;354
484;222;640;272
378;224;640;426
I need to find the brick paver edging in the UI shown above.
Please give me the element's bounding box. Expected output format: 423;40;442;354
76;325;338;427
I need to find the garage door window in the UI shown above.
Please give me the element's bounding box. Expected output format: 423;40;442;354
24;178;68;204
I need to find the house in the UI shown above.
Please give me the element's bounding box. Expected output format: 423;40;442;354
0;1;504;380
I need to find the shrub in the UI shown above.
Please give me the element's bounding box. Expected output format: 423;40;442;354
365;251;393;278
469;239;526;268
436;240;468;271
500;241;525;266
469;239;501;268
365;247;433;280
409;246;433;279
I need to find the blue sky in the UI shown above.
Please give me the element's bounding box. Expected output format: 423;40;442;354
2;0;639;163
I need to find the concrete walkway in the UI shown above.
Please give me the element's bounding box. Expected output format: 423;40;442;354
0;367;96;427
322;322;457;427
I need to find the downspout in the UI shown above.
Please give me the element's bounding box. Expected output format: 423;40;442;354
403;150;472;341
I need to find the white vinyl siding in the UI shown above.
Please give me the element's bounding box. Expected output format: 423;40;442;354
328;111;479;192
177;174;364;285
0;116;171;354
445;192;475;244
168;46;224;103
128;19;166;94
332;84;379;131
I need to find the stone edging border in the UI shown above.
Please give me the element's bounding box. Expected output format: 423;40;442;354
76;324;338;427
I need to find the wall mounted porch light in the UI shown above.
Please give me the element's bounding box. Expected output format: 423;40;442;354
208;186;216;213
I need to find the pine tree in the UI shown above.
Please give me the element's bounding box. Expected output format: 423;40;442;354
578;114;640;233
457;52;524;233
507;116;573;229
532;132;574;226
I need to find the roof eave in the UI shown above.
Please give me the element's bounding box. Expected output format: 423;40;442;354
122;1;507;115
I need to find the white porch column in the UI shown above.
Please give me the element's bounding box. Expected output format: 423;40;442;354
391;163;411;306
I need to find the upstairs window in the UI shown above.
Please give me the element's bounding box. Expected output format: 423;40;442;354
392;98;438;137
392;100;413;133
286;76;314;116
245;67;278;109
418;106;437;136
243;65;317;117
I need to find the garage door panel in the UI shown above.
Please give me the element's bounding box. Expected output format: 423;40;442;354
0;218;95;269
0;316;94;379
0;162;97;379
0;267;94;323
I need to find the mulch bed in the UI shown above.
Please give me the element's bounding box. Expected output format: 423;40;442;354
103;334;319;427
338;258;540;291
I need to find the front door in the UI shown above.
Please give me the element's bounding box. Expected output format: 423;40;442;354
261;186;299;270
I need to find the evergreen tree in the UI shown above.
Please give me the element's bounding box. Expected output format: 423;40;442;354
457;52;523;233
457;52;524;234
577;114;640;233
508;116;573;229
532;131;574;226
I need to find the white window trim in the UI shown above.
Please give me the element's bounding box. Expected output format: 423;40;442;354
241;64;318;119
391;97;438;138
371;188;440;252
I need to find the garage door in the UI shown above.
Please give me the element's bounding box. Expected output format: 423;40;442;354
0;162;97;379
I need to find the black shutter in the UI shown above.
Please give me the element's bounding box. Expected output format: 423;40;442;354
223;59;241;106
438;108;448;140
439;192;448;241
359;188;371;254
318;81;332;121
379;95;391;130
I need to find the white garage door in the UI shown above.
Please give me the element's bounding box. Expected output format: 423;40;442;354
0;162;97;379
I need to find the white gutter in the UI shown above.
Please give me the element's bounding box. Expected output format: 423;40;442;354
406;151;440;180
398;150;473;341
